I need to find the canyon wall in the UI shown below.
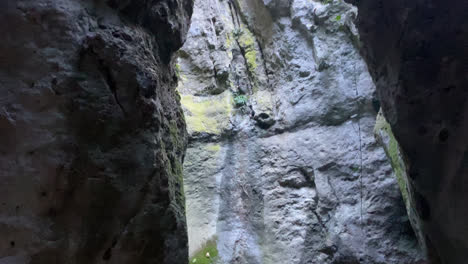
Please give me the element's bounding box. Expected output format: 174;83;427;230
350;0;468;263
0;0;192;263
179;0;425;263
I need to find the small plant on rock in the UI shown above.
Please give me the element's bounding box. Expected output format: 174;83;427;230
232;28;244;39
190;239;218;264
233;94;248;107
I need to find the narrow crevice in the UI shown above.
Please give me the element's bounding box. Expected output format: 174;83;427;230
230;0;271;89
228;1;239;28
230;0;242;27
98;60;127;116
312;210;327;234
256;40;272;88
326;173;341;203
235;42;256;94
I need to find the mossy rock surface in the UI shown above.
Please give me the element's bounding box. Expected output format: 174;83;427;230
374;110;427;254
374;110;408;206
189;240;218;264
236;26;261;92
180;92;233;135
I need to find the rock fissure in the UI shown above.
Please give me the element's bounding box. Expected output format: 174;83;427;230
99;60;128;116
234;38;256;95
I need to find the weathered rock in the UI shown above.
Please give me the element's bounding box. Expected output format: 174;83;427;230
180;0;425;263
0;0;192;263
349;0;468;262
374;111;427;255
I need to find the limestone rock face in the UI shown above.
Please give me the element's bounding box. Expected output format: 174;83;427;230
0;0;192;263
179;0;424;263
350;0;468;263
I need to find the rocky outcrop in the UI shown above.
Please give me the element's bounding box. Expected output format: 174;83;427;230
0;0;192;263
349;0;468;263
180;0;424;263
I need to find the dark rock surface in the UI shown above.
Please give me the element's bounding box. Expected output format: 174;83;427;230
0;0;192;263
349;0;468;263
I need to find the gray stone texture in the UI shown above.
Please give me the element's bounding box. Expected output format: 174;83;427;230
180;0;425;263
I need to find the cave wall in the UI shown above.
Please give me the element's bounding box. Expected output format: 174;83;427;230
0;0;192;263
349;0;468;263
179;0;425;263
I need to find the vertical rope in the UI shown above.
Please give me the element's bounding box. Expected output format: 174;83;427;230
354;63;366;261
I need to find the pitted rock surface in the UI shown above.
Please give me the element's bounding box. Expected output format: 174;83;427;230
179;0;425;263
0;0;192;263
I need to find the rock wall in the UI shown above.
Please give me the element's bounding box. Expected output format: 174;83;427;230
179;0;425;263
349;0;468;263
0;0;192;263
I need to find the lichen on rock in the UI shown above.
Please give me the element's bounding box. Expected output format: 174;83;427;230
374;111;409;205
237;26;258;72
181;92;233;136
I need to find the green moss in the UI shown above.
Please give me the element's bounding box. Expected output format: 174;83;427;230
161;119;187;223
238;28;258;72
180;92;233;135
245;50;258;72
374;110;430;255
169;120;182;149
175;63;182;77
374;111;408;207
190;240;218;264
161;150;185;224
232;25;262;92
225;31;234;49
206;144;221;153
238;32;254;49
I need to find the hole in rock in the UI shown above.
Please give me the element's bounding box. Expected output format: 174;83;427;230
443;85;455;93
257;113;269;119
102;248;112;261
438;128;449;142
